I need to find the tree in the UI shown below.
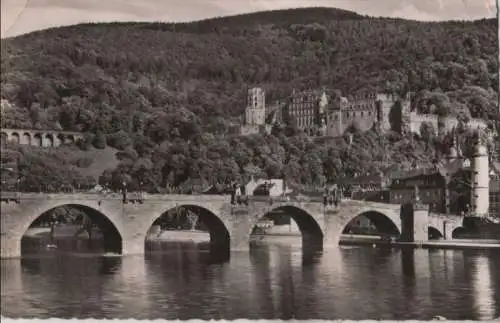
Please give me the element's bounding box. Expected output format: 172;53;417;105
107;130;132;150
93;131;107;149
0;12;496;191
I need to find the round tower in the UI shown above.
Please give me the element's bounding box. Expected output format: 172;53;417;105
447;131;459;163
471;133;490;217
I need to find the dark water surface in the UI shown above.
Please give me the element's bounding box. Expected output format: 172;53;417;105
2;240;500;320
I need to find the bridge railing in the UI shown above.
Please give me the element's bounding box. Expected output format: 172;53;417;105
0;190;231;202
247;195;325;204
1;190;403;209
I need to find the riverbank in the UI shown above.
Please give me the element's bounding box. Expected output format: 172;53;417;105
24;226;102;238
253;233;500;250
340;236;500;250
148;230;210;242
25;227;500;250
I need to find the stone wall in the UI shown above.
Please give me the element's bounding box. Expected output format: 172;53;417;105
1;128;83;148
0;193;461;258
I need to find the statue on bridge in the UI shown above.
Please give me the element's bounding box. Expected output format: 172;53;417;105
323;184;341;206
230;181;248;205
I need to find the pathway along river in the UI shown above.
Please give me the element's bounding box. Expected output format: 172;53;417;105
1;236;500;320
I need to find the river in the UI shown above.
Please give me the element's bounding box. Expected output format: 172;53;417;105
1;238;500;320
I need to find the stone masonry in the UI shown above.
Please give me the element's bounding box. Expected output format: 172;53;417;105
0;192;464;258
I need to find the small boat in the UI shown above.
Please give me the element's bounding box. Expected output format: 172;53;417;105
432;315;446;321
46;244;58;249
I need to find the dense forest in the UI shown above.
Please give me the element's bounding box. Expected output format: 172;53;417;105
0;7;499;192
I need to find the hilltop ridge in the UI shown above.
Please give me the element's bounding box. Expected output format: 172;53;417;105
0;7;498;191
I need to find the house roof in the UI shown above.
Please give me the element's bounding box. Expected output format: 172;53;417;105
493;161;500;174
388;167;441;181
387;158;474;181
337;174;385;185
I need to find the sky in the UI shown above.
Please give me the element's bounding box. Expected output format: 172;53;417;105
1;0;498;38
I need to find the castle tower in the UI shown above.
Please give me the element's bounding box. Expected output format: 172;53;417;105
245;87;266;125
447;130;459;163
471;132;490;217
375;93;411;134
318;90;328;114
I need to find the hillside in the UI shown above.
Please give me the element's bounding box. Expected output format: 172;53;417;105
0;8;498;192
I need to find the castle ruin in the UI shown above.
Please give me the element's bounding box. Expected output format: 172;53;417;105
240;87;489;138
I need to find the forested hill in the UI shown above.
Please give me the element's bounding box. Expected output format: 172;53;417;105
0;8;498;191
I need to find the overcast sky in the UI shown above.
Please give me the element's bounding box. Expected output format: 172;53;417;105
1;0;497;38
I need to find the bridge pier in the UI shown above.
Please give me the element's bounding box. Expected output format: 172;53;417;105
122;234;147;256
0;235;22;259
442;221;452;240
230;237;250;252
228;208;252;252
322;209;345;249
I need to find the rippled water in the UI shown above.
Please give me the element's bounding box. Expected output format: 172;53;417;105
2;239;500;320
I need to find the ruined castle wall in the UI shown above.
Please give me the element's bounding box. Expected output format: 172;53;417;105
467;118;488;131
240;125;261;136
438;116;458;134
326;97;377;136
409;112;439;135
375;93;397;132
326;111;345;137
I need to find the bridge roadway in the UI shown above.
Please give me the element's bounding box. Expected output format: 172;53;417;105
0;192;464;258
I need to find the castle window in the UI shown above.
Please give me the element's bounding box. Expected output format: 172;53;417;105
361;111;364;117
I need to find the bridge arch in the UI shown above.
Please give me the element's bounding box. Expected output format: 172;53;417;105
66;135;75;144
341;210;401;237
1;132;7;146
428;226;443;240
452;226;467;239
44;133;54;147
11;132;20;144
6;200;125;257
33;133;42;147
22;132;31;145
56;134;65;146
249;204;324;250
145;204;231;252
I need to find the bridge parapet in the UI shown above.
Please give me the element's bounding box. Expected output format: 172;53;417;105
141;193;230;202
0;192;122;201
339;199;401;211
0;192;233;202
428;211;464;226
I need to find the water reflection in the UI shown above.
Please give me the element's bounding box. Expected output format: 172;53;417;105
1;241;500;320
472;254;495;320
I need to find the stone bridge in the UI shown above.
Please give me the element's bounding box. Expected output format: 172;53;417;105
0;192;465;258
1;128;83;147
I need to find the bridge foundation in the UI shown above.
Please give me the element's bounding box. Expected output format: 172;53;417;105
1;236;22;259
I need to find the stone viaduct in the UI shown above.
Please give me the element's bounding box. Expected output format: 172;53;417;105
1;128;83;148
0;192;465;259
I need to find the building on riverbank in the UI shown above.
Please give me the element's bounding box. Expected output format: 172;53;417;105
0;149;20;190
489;174;500;219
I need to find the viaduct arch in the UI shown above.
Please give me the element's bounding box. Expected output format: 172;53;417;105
0;193;464;258
0;128;83;147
